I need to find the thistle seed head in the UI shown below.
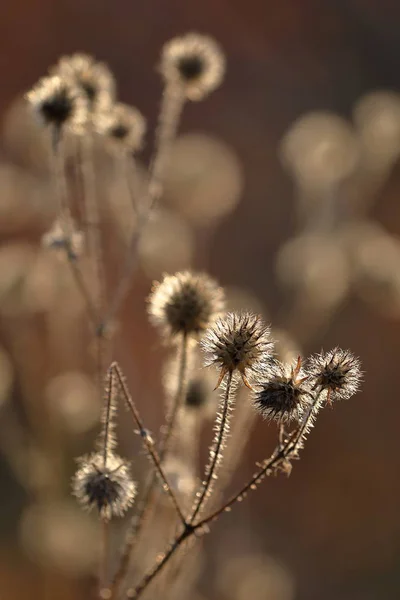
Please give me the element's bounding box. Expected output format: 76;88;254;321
26;75;88;134
72;452;136;519
148;271;225;340
160;33;225;101
95;102;146;153
52;53;116;113
254;358;311;422
306;347;362;402
201;312;273;388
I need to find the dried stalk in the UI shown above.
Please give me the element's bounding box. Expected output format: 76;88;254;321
125;390;323;599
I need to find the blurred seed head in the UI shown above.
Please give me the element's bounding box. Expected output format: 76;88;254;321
354;90;400;169
280;112;359;192
164;133;243;225
276;233;350;310
95;102;146;153
201;312;273;387
52;53;116;114
162;456;196;499
217;554;295;600
26;75;88;135
0;243;60;316
20;501;100;575
307;348;362;402
254;359;310;423
160;33;225;101
148;271;225;340
138;208;194;278
45;371;99;434
72;452;136;519
346;223;400;316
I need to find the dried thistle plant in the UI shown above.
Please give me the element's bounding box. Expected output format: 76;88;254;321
10;32;365;600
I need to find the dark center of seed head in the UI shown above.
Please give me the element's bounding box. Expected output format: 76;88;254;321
42;92;72;125
81;81;96;102
177;55;204;80
111;124;129;140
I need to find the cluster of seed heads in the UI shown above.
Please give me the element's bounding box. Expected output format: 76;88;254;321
24;33;364;599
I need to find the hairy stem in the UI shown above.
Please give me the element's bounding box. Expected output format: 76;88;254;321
189;370;233;524
125;390;323;599
109;343;188;598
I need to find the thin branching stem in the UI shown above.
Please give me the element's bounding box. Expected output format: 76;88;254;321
189;370;233;524
100;84;185;333
51;131;99;329
110;333;189;598
112;362;187;525
80;134;108;396
125;390;323;599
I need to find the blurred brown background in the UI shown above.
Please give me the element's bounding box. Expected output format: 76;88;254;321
0;1;400;599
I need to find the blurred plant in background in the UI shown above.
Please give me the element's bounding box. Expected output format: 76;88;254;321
6;19;400;600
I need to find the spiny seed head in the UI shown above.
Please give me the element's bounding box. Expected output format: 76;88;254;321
307;347;362;402
254;358;311;422
26;75;88;134
95;103;146;152
160;33;225;101
52;53;116;113
148;271;225;340
201;312;274;388
72;452;136;519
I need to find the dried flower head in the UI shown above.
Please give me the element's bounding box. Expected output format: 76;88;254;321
254;358;311;422
52;53;116;113
160;33;225;101
307;347;362;402
148;271;225;340
42;219;84;261
95;102;146;152
72;452;136;519
26;75;87;135
201;312;273;388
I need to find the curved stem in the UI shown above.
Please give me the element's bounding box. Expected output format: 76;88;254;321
125;390;323;599
109;338;188;598
112;362;186;525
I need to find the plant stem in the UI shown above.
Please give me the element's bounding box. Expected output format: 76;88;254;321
109;343;188;599
125;390;322;599
100;84;185;333
51;132;99;329
112;362;186;525
189;370;233;524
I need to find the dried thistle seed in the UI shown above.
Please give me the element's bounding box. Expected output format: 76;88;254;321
148;271;225;340
26;75;88;135
72;452;136;519
254;358;311;422
160;33;225;101
201;312;273;388
95;103;146;152
307;347;362;402
52;53;116;113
